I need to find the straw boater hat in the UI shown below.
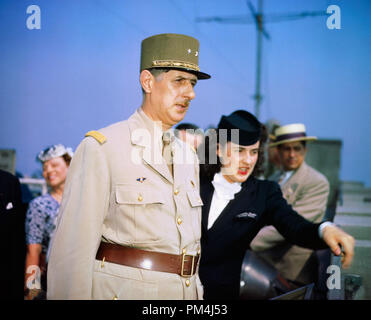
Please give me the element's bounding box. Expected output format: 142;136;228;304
140;33;211;80
269;123;317;147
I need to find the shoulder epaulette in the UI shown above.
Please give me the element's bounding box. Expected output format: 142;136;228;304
85;130;107;144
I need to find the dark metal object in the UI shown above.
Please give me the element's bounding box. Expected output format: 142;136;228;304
239;250;292;299
344;274;362;300
270;283;314;300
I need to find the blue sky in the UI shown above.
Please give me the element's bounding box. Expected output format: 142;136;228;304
0;0;370;186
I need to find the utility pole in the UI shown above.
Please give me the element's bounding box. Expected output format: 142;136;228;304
253;0;264;119
196;1;327;120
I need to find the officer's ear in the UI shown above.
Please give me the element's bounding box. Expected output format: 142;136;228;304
140;70;154;94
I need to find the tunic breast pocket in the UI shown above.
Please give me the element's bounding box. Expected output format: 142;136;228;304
115;185;165;205
114;184;166;244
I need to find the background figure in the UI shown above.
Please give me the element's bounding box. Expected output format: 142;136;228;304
199;111;353;300
0;170;26;300
251;123;329;286
24;144;73;300
175;122;204;151
263;120;281;179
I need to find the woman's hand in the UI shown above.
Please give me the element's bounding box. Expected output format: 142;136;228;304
322;224;355;268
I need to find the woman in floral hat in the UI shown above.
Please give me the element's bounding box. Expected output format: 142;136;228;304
24;144;73;300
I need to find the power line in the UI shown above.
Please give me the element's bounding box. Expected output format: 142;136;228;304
167;0;252;93
93;0;148;36
196;0;327;119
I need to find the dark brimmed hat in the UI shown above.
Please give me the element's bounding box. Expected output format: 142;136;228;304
217;110;262;146
140;33;211;80
269;123;317;147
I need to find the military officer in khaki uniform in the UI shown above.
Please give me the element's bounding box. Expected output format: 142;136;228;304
47;34;211;300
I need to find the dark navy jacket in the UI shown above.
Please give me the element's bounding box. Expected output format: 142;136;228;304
0;170;26;299
199;176;328;299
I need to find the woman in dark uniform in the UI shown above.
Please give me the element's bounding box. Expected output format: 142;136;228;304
198;110;354;300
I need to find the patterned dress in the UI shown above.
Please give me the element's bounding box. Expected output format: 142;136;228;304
25;193;60;255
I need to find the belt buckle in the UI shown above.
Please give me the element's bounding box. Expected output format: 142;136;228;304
181;253;195;277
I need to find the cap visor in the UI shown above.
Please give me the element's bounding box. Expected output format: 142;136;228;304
269;136;317;147
148;66;211;79
174;67;211;80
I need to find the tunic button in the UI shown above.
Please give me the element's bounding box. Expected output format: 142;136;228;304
174;189;179;195
138;194;143;202
185;279;191;287
177;217;183;225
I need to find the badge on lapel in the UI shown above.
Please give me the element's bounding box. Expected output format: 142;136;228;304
287;183;298;195
236;211;257;219
136;177;147;183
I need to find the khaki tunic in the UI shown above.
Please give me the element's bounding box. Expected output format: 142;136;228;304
251;162;329;282
47;108;203;299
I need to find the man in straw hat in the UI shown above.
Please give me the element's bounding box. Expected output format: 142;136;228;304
47;33;210;299
251;123;330;286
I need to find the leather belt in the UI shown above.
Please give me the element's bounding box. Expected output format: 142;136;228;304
96;242;199;277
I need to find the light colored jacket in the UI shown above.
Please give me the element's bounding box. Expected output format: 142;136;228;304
250;162;329;282
47;108;203;299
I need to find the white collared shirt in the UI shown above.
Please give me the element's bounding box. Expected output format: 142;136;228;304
278;170;294;186
208;172;242;229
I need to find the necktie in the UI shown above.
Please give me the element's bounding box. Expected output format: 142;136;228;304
162;131;173;176
277;171;286;186
277;172;285;184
